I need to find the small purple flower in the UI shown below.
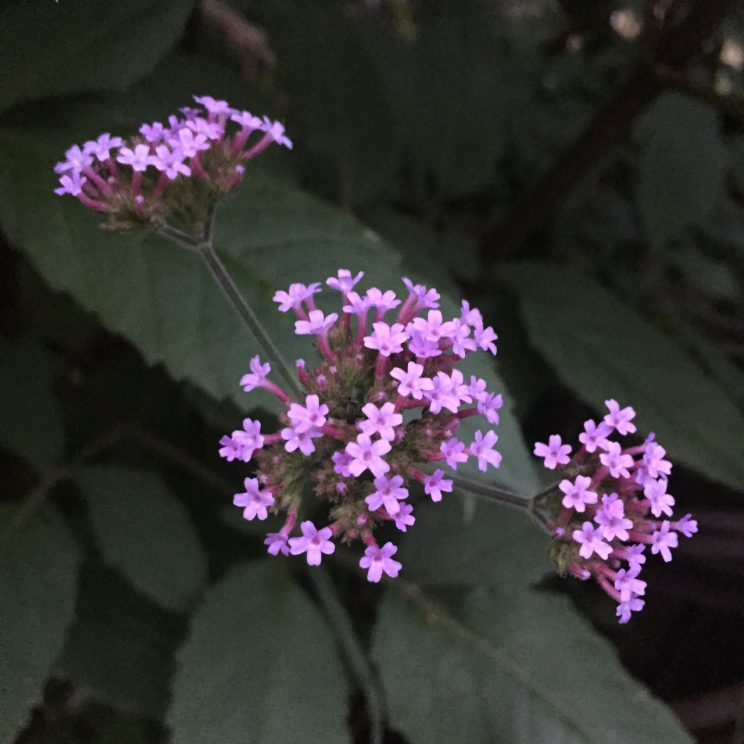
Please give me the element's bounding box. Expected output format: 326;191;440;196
326;269;364;294
594;493;633;541
533;435;572;470
390;362;433;400
342;291;370;315
599;441;634;479
233;477;274;520
616;597;645;624
89;133;123;161
365;474;408;516
477;392;503;426
359;402;403;441
54;144;93;174
363;322;408;356
644;478;675;518
473;324;498;355
172;127;210;158
345;435;391;478
116;144;154;172
231;110;262;129
440;438;469;469
264;532;290;556
54;172;87;197
393;503;415;532
407;331;441;359
289;521;335;565
281;425;322;455
273;282;322;313
613;565;647;603
194;95;232;115
674;513;698;538
151;144;191;180
332;450;353;477
359;542;402;583
288;394;329;433
603;399;637;436
578;419;610;453
469;430;502;472
643;441;672;479
366;288;401;315
218;434;245;462
625;544;647;570
240;355;271;392
260;116;293;149
402;277;439;310
559;475;598;513
295;309;339;336
423;470;453;502
409;310;456;343
651;521;678;562
139;122;166;143
573;522;612;560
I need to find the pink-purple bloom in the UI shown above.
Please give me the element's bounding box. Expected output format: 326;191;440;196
216;271;505;582
535;398;696;623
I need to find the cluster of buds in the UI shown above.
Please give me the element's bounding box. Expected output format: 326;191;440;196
534;400;697;623
220;269;503;582
52;95;291;232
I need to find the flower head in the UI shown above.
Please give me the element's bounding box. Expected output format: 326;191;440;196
535;401;695;623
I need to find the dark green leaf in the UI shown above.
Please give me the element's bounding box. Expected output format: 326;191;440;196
0;0;195;113
637;93;728;249
0;511;80;742
373;586;692;744
77;466;207;611
500;262;744;488
0;338;65;469
58;562;187;719
252;0;399;206
167;561;349;744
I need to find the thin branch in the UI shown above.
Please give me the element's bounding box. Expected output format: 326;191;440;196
308;568;385;744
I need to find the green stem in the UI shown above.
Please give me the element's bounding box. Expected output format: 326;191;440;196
450;475;552;534
158;209;303;399
308;568;385;744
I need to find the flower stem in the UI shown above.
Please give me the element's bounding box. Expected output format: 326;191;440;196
450;474;552;533
308;568;385;744
158;207;303;399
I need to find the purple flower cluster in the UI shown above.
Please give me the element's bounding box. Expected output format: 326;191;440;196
220;269;503;582
53;95;291;230
534;400;698;623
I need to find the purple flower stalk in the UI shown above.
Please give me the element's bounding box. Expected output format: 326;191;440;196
534;400;697;623
53;95;292;231
219;270;503;582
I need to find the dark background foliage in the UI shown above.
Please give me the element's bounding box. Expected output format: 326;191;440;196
1;1;743;742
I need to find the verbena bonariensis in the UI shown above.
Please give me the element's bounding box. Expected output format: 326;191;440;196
53;96;696;617
534;403;697;623
219;270;502;583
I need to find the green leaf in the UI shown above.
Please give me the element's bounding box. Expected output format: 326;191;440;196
251;0;399;206
499;262;744;489
406;0;512;198
0;511;80;742
373;586;692;744
637;93;728;249
77;465;207;611
0;0;195;114
59;562;187;718
398;498;549;588
167;561;349;744
0;103;536;492
0;338;65;469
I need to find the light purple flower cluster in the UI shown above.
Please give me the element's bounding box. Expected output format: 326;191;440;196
534;400;698;623
53;95;291;230
220;269;503;582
